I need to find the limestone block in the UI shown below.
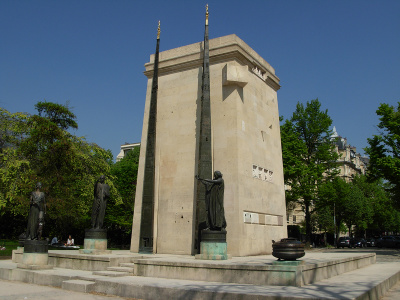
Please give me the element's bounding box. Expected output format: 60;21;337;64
22;252;48;265
222;63;248;87
12;247;23;263
62;279;95;293
18;252;53;269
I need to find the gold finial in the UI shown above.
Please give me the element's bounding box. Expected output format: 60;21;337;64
157;20;160;39
205;4;209;25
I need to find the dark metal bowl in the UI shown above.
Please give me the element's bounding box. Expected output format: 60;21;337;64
272;238;305;261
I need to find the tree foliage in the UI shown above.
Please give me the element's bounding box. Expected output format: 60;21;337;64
317;175;397;238
35;101;78;130
0;108;32;213
353;175;400;233
281;99;339;242
0;107;29;151
365;102;400;206
0;102;121;242
107;147;140;246
317;177;349;237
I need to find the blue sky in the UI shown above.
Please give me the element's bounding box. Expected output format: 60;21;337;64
1;0;399;160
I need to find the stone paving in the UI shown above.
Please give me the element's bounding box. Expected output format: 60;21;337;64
1;247;400;299
319;247;400;300
0;278;139;300
319;247;400;262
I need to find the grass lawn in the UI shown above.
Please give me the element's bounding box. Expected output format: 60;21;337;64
0;240;19;259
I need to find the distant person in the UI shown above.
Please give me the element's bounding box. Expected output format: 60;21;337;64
51;237;58;245
66;235;74;246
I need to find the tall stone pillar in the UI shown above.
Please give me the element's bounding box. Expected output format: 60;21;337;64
195;5;213;254
138;22;160;252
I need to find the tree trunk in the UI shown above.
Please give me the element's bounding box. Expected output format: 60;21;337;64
305;201;312;243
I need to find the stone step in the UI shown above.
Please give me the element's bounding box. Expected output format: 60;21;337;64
131;252;376;287
92;270;131;277
119;262;135;268
62;279;95;293
2;258;400;299
87;262;400;299
107;266;134;274
76;274;107;282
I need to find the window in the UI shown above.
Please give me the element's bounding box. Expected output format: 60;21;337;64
252;165;258;178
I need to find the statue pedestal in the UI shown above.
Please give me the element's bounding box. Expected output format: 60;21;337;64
18;240;53;269
195;230;229;260
79;229;111;255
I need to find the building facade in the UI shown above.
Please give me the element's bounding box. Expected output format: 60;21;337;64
116;143;140;162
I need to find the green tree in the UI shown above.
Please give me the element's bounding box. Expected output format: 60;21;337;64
365;102;400;206
0;102;120;241
354;175;400;233
317;177;349;240
341;183;370;237
281;99;339;243
0;108;32;213
18;101;78;177
0;107;29;151
315;204;335;239
318;175;395;241
107;147;140;247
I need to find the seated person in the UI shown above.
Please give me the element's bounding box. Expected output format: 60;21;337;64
51;236;58;245
66;235;74;246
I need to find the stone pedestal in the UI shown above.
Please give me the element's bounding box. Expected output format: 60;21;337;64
195;230;229;260
272;260;304;266
18;240;53;269
79;229;111;255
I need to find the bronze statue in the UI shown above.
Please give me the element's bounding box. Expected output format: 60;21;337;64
196;171;227;231
26;182;46;240
91;175;110;229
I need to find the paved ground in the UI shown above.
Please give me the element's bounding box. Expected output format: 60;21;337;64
1;247;400;300
318;247;400;263
320;247;400;300
0;279;141;300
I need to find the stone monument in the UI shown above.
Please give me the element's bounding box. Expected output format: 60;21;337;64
131;11;287;256
195;170;228;260
80;175;111;254
18;182;52;269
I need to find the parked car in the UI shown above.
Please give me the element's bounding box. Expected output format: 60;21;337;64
366;238;376;247
337;236;351;248
376;236;400;248
351;238;367;248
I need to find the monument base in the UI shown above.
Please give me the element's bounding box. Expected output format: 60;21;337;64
12;247;23;262
79;228;112;255
196;229;229;260
79;248;112;255
272;260;304;266
18;240;53;269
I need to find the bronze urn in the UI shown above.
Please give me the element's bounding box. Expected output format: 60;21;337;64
272;238;305;261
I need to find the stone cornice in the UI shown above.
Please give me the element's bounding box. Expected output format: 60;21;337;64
144;34;280;91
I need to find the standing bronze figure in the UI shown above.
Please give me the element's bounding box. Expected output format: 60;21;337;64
26;182;46;240
196;171;227;231
91;175;110;229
